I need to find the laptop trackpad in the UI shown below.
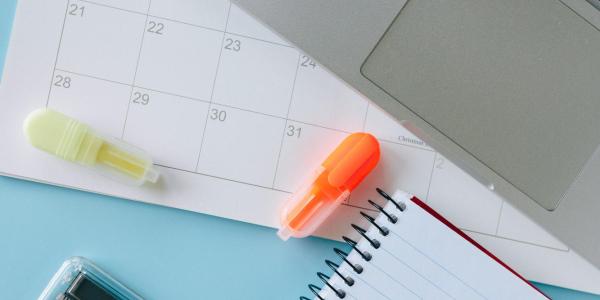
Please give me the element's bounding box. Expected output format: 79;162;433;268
361;0;600;210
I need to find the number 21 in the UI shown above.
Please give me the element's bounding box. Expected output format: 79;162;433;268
68;4;85;17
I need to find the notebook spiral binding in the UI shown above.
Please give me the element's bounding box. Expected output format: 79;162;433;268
300;188;407;300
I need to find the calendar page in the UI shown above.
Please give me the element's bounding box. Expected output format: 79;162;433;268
1;0;599;293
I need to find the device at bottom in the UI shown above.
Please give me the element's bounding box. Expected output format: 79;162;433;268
39;257;142;300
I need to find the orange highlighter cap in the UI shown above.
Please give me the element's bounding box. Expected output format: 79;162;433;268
278;132;380;240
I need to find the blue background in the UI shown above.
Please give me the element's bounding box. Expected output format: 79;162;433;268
0;1;598;299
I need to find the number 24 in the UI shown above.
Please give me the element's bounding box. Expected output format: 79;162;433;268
300;55;317;69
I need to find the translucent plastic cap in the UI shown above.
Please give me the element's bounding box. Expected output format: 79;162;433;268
24;108;159;186
278;132;380;240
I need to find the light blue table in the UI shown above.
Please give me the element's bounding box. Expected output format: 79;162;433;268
0;2;598;299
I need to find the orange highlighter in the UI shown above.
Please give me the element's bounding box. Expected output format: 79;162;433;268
278;132;380;240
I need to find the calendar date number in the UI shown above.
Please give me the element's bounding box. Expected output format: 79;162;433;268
286;125;302;138
53;75;72;89
132;92;150;105
300;55;317;69
147;21;165;35
224;38;241;52
209;108;227;121
68;4;85;17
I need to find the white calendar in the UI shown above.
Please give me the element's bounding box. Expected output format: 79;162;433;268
1;0;599;293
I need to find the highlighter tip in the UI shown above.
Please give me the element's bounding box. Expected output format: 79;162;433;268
277;227;293;241
144;167;160;184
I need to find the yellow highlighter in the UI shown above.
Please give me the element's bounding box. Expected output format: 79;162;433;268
24;108;159;185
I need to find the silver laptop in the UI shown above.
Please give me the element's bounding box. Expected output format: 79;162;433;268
233;0;600;268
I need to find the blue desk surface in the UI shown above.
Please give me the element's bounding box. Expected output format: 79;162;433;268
0;2;598;299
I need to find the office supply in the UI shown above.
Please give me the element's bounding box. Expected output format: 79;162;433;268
25;109;159;185
0;0;599;293
0;2;593;300
303;189;548;299
1;177;596;299
279;132;379;240
40;256;141;300
234;0;600;269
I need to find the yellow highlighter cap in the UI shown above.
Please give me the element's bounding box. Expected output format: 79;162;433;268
24;108;159;185
24;109;102;164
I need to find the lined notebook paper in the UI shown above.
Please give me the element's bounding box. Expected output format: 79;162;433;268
313;191;548;300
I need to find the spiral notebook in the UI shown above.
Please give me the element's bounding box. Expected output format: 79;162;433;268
304;189;549;300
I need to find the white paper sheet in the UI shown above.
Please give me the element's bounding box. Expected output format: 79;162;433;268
1;0;598;293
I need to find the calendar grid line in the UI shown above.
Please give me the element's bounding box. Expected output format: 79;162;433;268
194;2;233;173
79;0;144;16
52;63;435;154
120;0;153;139
361;102;371;131
79;0;293;49
340;203;378;213
155;161;565;251
350;101;372;206
378;138;434;153
223;32;293;49
462;228;569;252
35;0;573;261
495;200;505;235
132;86;210;104
154;163;383;213
54;68;213;103
270;52;302;188
424;152;438;201
155;163;292;194
147;14;222;34
214;102;289;121
54;68;131;87
45;0;71;107
50;0;437;230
